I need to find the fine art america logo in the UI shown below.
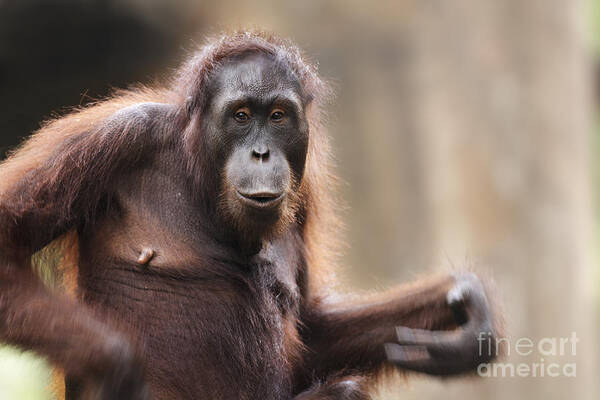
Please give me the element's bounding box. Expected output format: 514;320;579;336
477;331;578;378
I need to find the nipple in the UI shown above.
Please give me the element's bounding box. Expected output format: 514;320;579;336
137;247;155;265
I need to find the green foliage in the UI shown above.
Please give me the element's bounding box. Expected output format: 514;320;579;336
0;247;61;399
0;347;52;400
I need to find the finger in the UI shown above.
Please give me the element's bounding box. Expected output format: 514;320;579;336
395;322;495;360
384;343;468;375
384;343;429;363
395;326;457;347
448;273;492;325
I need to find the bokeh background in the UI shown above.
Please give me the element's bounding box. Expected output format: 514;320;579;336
0;0;598;399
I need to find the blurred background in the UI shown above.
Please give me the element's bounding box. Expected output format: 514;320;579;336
0;0;598;399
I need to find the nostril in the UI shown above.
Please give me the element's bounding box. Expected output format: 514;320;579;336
252;149;270;161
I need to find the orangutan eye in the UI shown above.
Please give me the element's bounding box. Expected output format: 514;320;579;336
234;107;251;122
270;109;285;122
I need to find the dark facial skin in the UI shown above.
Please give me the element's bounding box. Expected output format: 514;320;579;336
203;53;310;240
